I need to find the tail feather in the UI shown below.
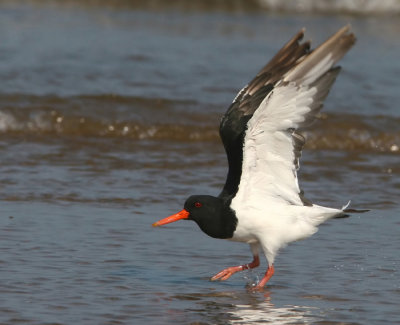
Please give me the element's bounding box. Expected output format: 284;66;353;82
335;202;370;218
343;208;370;213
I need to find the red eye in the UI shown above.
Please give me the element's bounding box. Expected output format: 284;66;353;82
194;202;202;208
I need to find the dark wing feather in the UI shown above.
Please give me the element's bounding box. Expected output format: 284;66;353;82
219;29;311;198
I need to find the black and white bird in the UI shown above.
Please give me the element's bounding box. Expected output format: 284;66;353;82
153;25;365;290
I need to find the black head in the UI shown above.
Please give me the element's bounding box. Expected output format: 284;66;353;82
153;195;237;239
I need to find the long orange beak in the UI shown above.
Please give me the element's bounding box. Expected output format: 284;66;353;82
152;209;190;227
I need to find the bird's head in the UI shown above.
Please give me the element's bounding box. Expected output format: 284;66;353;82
153;195;231;238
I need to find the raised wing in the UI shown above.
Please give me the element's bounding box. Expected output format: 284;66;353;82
231;26;355;206
219;29;311;198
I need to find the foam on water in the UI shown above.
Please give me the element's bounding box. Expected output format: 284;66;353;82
258;0;400;14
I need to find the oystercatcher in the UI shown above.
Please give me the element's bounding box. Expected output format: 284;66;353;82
153;25;365;290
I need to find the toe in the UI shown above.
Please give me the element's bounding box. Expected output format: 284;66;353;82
211;267;240;281
211;270;228;281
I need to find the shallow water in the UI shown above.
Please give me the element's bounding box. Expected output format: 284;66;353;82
0;1;399;324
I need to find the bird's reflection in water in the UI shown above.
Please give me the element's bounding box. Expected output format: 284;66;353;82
228;294;317;325
171;279;318;325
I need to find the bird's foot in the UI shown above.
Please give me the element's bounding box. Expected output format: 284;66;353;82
247;283;267;292
211;266;244;281
248;264;275;291
211;256;260;281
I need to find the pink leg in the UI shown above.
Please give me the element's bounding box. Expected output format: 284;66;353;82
253;264;275;290
211;255;260;281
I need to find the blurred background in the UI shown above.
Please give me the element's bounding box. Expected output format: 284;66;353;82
0;1;399;324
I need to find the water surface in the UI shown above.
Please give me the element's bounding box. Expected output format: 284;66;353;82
0;1;399;324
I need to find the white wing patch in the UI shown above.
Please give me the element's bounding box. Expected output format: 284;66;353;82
231;25;354;216
235;82;317;207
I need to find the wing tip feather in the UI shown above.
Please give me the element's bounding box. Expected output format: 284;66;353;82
283;25;355;84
